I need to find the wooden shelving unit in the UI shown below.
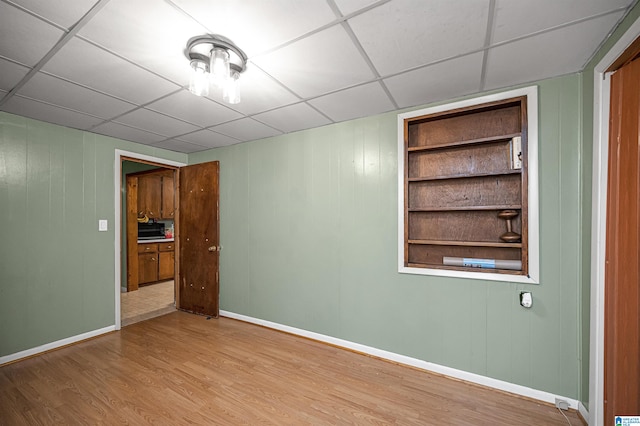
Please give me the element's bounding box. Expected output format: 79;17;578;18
402;96;529;275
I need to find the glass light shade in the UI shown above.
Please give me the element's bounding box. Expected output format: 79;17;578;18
223;71;241;104
210;47;230;86
188;60;209;96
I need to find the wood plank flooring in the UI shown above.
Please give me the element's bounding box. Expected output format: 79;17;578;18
0;312;584;425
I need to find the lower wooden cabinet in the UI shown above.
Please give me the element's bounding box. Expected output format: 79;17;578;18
138;252;158;284
137;242;174;285
158;243;175;281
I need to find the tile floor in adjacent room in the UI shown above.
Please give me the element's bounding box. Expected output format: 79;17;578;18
121;280;175;326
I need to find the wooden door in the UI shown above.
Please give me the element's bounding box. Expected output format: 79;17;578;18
604;56;640;424
178;161;220;317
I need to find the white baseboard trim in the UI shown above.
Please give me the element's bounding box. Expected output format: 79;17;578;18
0;325;116;366
220;310;583;413
578;402;589;424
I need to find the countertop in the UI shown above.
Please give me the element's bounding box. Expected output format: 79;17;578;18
137;238;174;243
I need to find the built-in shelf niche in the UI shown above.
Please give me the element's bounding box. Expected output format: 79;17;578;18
398;87;539;284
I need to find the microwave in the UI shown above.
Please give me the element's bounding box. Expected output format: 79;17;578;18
138;222;165;240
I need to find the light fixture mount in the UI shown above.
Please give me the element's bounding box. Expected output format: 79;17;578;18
184;34;248;103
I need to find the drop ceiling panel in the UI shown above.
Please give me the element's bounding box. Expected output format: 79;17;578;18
146;90;242;127
224;66;300;115
42;37;180;105
0;0;636;154
10;0;100;29
0;2;64;67
92;121;166;145
176;129;240;149
211;118;282;142
77;0;208;85
253;25;375;99
385;52;483;108
170;0;337;56
2;95;104;130
348;0;490;76
484;12;626;90
17;72;136;118
0;58;29;92
493;0;633;43
253;103;332;133
151;139;205;153
115;108;200;137
333;0;380;16
308;82;396;122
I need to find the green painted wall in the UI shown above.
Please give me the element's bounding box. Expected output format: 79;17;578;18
0;112;186;357
0;73;594;401
189;75;586;399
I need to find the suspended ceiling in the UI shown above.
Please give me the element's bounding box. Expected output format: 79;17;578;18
0;0;635;153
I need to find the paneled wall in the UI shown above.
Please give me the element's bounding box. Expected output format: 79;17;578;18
0;113;186;356
190;75;586;400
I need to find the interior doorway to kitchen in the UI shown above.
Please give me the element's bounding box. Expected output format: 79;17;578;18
114;150;186;330
121;160;177;326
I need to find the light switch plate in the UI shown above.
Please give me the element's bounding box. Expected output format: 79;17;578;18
98;219;108;231
511;136;522;169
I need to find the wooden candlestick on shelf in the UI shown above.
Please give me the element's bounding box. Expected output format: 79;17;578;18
498;210;521;243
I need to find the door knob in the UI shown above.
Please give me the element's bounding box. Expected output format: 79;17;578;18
208;246;217;252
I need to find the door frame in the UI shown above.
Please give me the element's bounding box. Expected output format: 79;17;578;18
113;149;186;330
590;15;640;426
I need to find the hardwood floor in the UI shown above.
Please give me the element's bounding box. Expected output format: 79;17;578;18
0;312;584;425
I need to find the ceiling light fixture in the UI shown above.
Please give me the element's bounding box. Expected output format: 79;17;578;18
185;34;248;104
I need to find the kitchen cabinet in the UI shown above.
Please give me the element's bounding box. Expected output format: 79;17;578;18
138;242;175;285
136;170;175;219
137;173;162;219
158;242;175;280
160;171;175;219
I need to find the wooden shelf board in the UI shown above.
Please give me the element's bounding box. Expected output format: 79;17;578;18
407;133;521;152
406;262;524;274
408;240;522;248
408;205;522;212
408;169;521;182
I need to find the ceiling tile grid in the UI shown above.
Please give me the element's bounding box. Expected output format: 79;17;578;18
251;25;376;99
0;2;64;67
10;0;100;30
174;129;240;149
307;81;396;122
2;95;105;130
146;90;243;128
18;72;137;118
0;0;636;153
0;58;30;91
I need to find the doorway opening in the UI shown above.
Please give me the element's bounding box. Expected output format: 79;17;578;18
121;161;177;326
113;150;186;330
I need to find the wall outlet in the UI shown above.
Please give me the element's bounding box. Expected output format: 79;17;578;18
98;219;108;231
555;398;569;411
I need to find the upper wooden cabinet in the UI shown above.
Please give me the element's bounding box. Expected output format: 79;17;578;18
160;170;175;219
398;87;539;283
137;173;162;219
135;169;175;220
